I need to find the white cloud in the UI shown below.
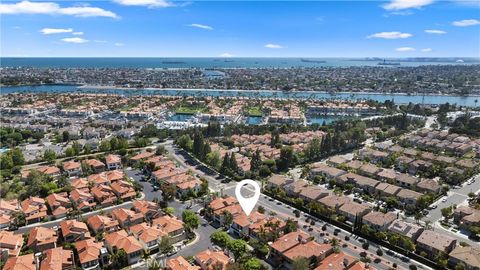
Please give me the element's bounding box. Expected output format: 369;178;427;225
61;37;88;43
0;1;118;18
421;48;432;52
452;19;480;27
93;40;107;43
264;43;284;49
383;0;435;10
396;47;415;51
113;0;174;8
367;31;413;39
114;42;125;47
72;32;84;35
188;24;213;30
40;28;72;35
425;29;447;34
220;53;234;57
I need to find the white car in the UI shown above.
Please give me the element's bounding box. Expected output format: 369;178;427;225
442;197;448;202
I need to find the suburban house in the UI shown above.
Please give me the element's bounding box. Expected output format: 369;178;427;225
448;245;480;270
26;227;58;252
3;254;36;270
388;220;424;242
75;239;109;270
362;212;397;231
167;256;200;270
132;200;161;220
0;231;23;259
39;247;75;270
194;249;231;270
60;220;91;243
111;208;144;228
337;202;372;223
416;230;457;259
63;160;82;177
151;215;186;243
87;215;120;234
105;154;122;170
104;230;143;265
84;159;106;173
129;223;167;252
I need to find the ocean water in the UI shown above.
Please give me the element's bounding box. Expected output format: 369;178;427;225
1;57;479;68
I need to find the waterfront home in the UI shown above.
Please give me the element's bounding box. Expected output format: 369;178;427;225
60;220;91;243
194;249;231;270
84;159;106;173
362;212;397;231
27;227;57;252
448;245;480;270
87;215;120;235
104;230;143;265
75;239;109;270
63;160;82;177
3;254;36;270
0;231;23;258
338;202;371;223
39;247;75;270
105;154;122;170
151;215;186;243
167;256;200;270
112;208;144;228
416;230;457;259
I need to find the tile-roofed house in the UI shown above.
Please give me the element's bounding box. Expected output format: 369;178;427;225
3;254;36;270
60;220;91;243
0;214;12;230
84;159;106;173
327;155;348;167
0;199;19;215
27;227;57;252
131;151;155;161
448;245;480;270
63;160;82;177
338;173;379;193
395;174;419;188
358;163;381;177
0;231;23;258
39;247;74;270
362;211;397;231
269;231;310;256
176;178;202;199
105;154;122;170
194;249;231;270
310;163;347;180
231;211;265;238
206;196;239;222
416;179;441;194
110;180;137;201
456;159;477;170
129;223;168;252
105;170;125;183
70;178;89;191
396;156;414;172
75;239;108;270
87;173;110;187
87;215;120;234
318;195;351;210
104;230;143;265
20;197;47;225
283;241;333;269
46;193;72;219
416;230;457;259
377;169;397;183
408;160;432;175
167;256;201;270
111;208;144;228
21;166;60;180
151;215;186;243
388;220;424;241
396;189;423;206
374;183;401;198
314;252;357;270
454;206;480;230
70;189;96;212
284;180;309;196
298;186;330;203
346;160;363;170
91;185;116;207
338;202;371;223
132;200;160;220
248;216;286;241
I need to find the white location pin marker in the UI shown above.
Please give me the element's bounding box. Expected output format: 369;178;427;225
235;179;261;216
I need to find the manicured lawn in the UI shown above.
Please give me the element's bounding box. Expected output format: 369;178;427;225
247;107;262;117
176;107;199;114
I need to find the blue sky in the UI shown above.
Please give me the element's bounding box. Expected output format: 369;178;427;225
1;0;479;57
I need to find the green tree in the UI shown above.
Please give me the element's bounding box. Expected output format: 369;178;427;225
109;249;128;269
292;257;310;270
182;210;200;235
210;231;231;248
159;236;173;254
99;140;111;152
250;150;262;175
227;239;247;261
222;210;234;230
243;258;264;270
285;219;298;233
160;184;176;202
277;146;294;171
62;131;70;142
10;148;24;166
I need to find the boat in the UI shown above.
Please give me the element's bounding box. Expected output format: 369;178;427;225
300;58;326;63
456;59;465;63
378;59;400;66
